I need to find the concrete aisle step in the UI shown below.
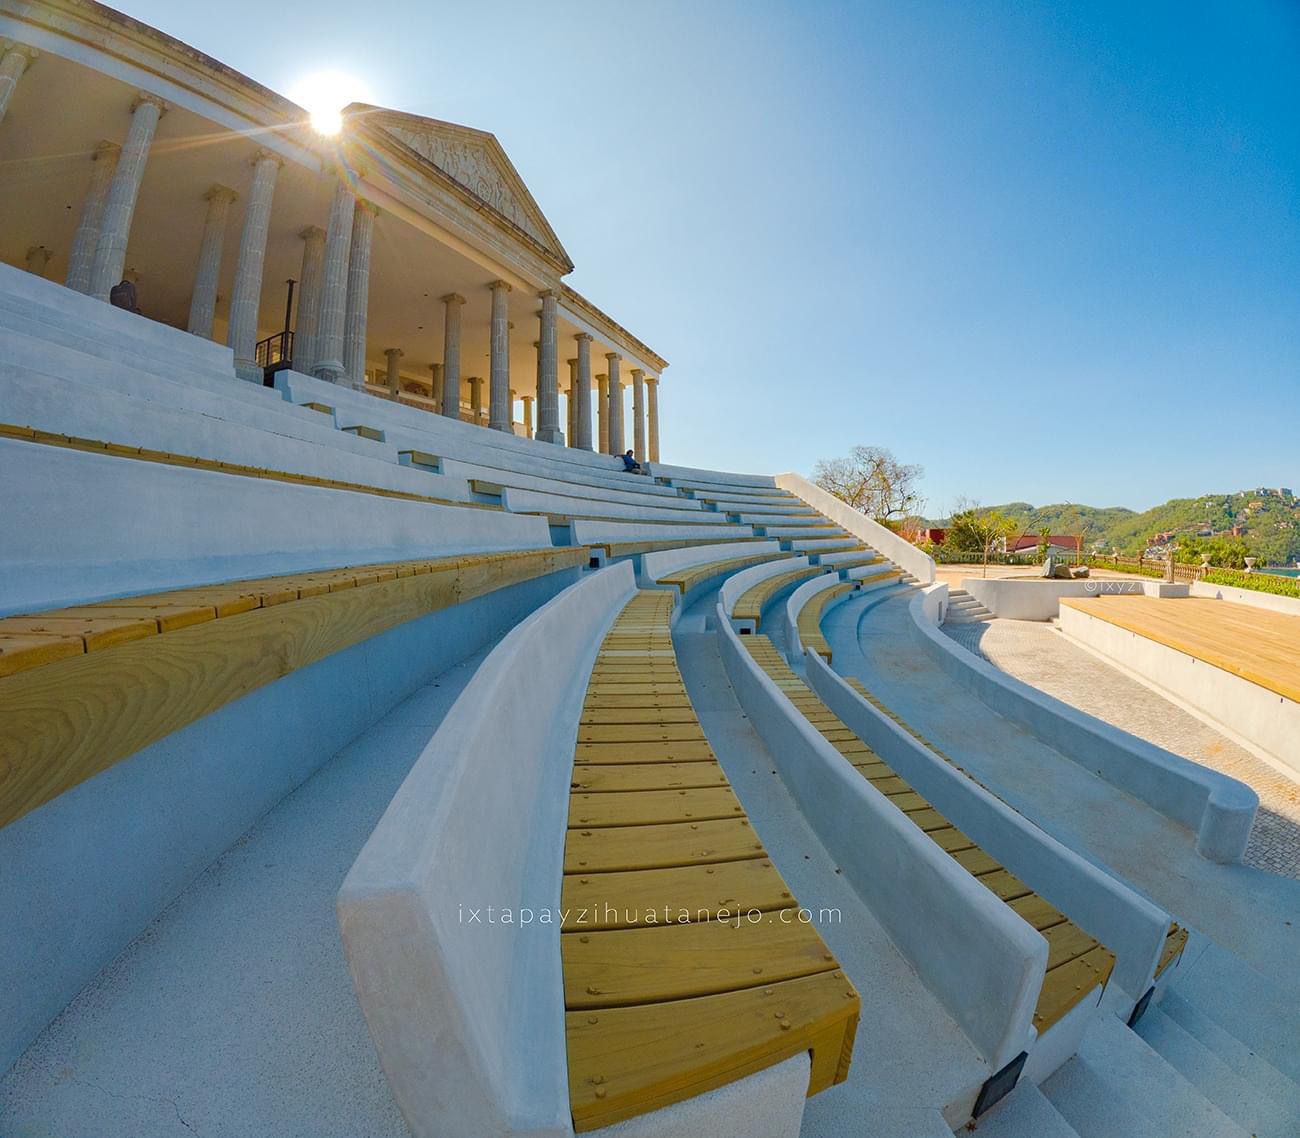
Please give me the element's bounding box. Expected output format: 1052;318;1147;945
1135;1005;1300;1137
1159;989;1300;1122
1167;940;1300;1085
1045;1014;1250;1138
970;1080;1081;1138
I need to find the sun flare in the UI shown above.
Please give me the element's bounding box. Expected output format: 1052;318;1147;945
289;70;372;136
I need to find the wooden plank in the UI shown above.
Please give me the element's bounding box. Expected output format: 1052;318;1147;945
566;970;857;1130
562;911;836;1009
1043;921;1102;971
574;741;716;764
57;601;218;633
564;819;764;873
578;724;708;743
951;847;1003;877
0;633;84;678
1033;945;1115;1033
583;693;693;708
570;762;728;793
1008;894;1069;932
580;707;699;725
570;787;744;828
0;614;158;652
560;859;794;931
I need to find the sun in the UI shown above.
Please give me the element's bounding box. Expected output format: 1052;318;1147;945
289;70;373;136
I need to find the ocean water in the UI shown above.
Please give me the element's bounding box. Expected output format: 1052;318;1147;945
1261;566;1300;578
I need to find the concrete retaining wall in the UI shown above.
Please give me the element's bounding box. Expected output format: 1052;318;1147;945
962;578;1144;621
783;573;857;662
1191;578;1300;617
719;556;809;621
911;588;1257;863
717;611;1043;1074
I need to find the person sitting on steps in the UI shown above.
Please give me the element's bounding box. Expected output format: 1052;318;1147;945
621;448;647;474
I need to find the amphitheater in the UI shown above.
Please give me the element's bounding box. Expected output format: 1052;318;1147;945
1;4;1298;1137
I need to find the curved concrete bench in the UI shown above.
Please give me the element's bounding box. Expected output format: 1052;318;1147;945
820;551;884;571
337;571;858;1136
782;574;861;665
442;459;688;504
715;615;1044;1113
724;559;821;634
763;526;849;541
641;540;784;606
570;520;752;557
501;487;719;524
790;537;868;558
910;585;1258;864
647;464;777;488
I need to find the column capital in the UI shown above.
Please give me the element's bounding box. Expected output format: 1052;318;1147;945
384;347;404;358
298;224;326;241
354;197;380;217
205;183;238;204
645;374;658;385
2;41;39;64
537;288;558;300
131;90;169;115
605;351;621;362
93;139;121;160
596;373;608;383
251;146;285;169
489;279;512;293
631;367;645;379
574;331;593;344
566;358;578;367
441;292;466;306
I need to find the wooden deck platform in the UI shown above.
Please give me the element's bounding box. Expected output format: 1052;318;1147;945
1059;595;1300;703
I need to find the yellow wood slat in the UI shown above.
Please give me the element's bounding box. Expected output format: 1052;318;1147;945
951;847;1003;877
0;633;85;678
1008;894;1069;932
583;694;693;708
570;788;745;828
580;708;700;725
56;602;218;634
564;819;764;873
1043;921;1103;971
578;724;708;743
574;741;717;764
563;911;837;1009
1155;924;1189;978
0;613;159;652
570;762;729;793
566;970;858;1131
975;869;1034;902
1033;945;1115;1033
560;859;795;931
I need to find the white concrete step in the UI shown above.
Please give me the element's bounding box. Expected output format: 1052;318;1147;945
1169;940;1300;1085
1135;1005;1300;1137
969;1080;1081;1138
1159;988;1300;1121
1042;1014;1249;1138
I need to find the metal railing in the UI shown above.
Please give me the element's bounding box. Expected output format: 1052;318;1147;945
255;330;294;373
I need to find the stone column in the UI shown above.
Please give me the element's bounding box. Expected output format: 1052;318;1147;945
65;141;120;295
606;352;624;455
534;290;563;444
429;363;443;413
596;374;609;454
469;376;484;424
384;347;403;396
226;148;283;380
186;184;237;339
440;293;464;418
487;280;512;431
24;245;52;277
522;395;534;438
0;42;36;127
311;173;356;383
573;333;594;451
342;199;378;389
291;226;325;373
631;368;647;461
90;92;168;302
647;376;660;462
566;359;579;445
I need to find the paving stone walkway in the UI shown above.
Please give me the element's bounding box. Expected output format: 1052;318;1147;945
943;619;1300;878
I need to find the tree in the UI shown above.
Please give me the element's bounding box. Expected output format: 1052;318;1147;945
812;446;923;522
944;503;1018;577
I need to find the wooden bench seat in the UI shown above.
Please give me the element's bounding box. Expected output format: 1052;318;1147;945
562;591;858;1130
0;547;587;828
656;552;788;597
796;581;858;664
740;635;1115;1036
733;565;824;630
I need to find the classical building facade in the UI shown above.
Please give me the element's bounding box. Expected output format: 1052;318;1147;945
0;0;666;457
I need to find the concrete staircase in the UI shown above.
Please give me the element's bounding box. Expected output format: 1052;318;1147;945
944;588;993;624
973;936;1300;1138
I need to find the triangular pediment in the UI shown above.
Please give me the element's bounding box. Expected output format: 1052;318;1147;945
352;106;571;269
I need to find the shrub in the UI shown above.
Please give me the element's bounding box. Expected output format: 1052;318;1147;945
1202;568;1300;599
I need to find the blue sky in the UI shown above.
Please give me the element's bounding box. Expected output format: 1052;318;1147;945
122;0;1298;515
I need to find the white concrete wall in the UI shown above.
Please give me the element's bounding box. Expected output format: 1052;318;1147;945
648;465;777;488
501;487;708;522
570;519;749;546
716;610;1043;1072
0;438;551;614
910;591;1257;863
337;564;638;1138
962;578;1145;621
1191;578;1300;617
640;541;782;586
719;556;808;620
439;457;685;501
783;573;854;662
1059;603;1300;781
804;650;1169;1005
774;473;936;585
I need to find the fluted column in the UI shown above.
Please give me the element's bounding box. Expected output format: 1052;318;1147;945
522;395;534;438
469;376;484;424
384;347;403;396
311;173;356;383
342;199;378;389
90;92;168;301
24;245;52;277
647;376;660;462
291;226;325;373
573;333;594;450
606;352;624;455
566;359;579;445
487;280;512;431
65;141;120;295
226;149;283;379
440;293;464;417
0;42;36;127
596;374;609;453
186;184;237;339
631;368;647;461
534;290;563;444
429;363;443;413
